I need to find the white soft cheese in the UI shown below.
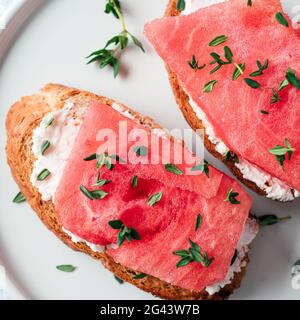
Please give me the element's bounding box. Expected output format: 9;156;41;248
182;0;226;14
181;0;300;202
206;218;258;295
62;228;118;252
30;102;85;201
62;228;106;253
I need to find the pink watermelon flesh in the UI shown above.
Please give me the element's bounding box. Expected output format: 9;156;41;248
55;102;252;291
144;0;300;191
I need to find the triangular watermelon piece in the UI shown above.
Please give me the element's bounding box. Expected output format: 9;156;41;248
55;102;252;291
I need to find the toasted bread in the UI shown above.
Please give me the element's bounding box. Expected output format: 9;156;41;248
6;83;250;300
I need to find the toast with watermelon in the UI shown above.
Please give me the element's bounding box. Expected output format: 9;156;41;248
145;0;300;202
6;84;258;300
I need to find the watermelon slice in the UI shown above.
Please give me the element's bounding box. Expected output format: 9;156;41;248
144;0;300;192
55;102;252;291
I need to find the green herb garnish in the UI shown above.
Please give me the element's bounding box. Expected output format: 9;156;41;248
270;88;280;104
249;59;269;77
41;140;50;155
86;0;144;78
269;138;294;167
286;68;300;90
173;239;214;268
260;110;269;115
84;153;97;161
12;191;26;203
114;275;124;284
191;160;209;177
244;78;261;89
210;46;244;77
204;80;217;93
93;179;111;187
147;192;163;207
164;164;183;175
231;250;238;266
225;189;240;204
278;78;289;91
195;214;203;231
108;220;141;246
225;151;239;163
133;146;148;157
275;12;289;27
45;117;54;128
96;152;114;170
133;273;147;280
232;63;246;81
209;35;228;47
80;185;108;200
258;214;291;227
176;0;186;11
56;265;76;273
188;55;206;70
37;169;51;181
131;175;138;188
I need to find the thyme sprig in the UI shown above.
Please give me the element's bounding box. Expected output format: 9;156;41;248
86;0;144;78
269;138;294;167
173;239;214;268
108;220;141;246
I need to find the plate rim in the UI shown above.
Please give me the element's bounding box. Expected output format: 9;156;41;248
0;0;43;300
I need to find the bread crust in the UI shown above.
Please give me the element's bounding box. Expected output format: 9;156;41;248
165;0;267;197
6;83;250;300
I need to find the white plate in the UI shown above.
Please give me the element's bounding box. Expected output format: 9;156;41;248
0;0;300;300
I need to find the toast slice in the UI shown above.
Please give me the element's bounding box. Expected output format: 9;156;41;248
164;0;267;197
6;83;250;300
